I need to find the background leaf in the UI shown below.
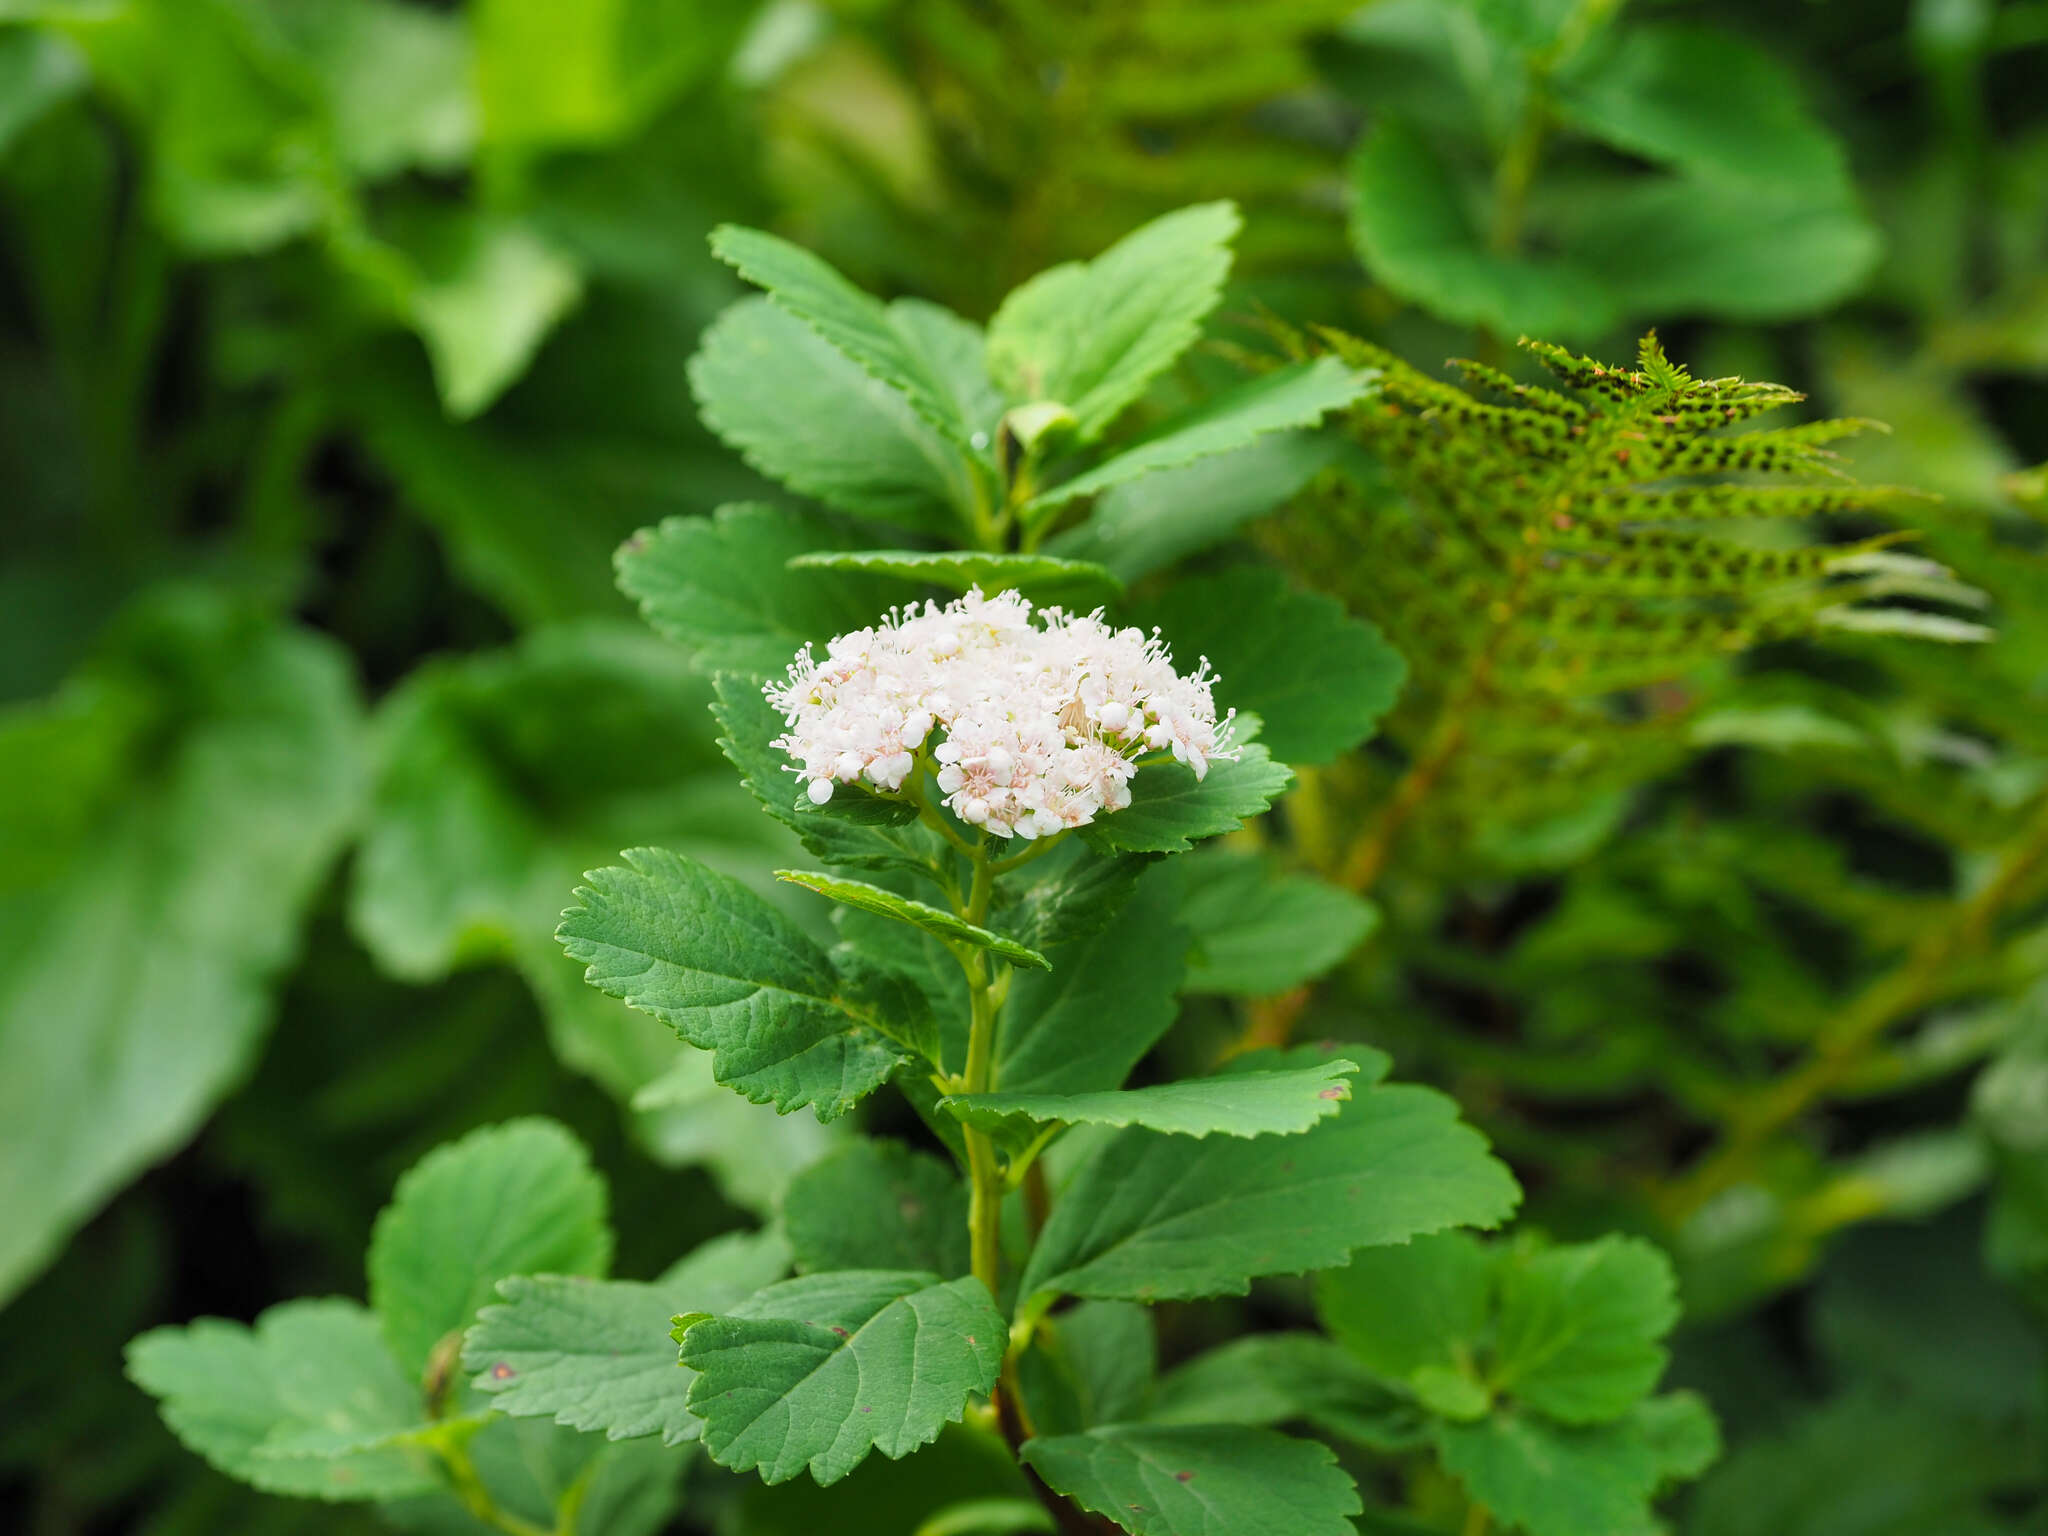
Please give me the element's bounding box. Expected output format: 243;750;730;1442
0;593;362;1305
126;1299;438;1501
348;623;784;1117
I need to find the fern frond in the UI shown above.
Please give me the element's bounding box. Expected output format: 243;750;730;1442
795;0;1364;303
1262;334;1988;873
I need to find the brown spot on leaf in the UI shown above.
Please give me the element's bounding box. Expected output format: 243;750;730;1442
490;1363;516;1381
1176;1471;1194;1483
831;1326;850;1338
1318;1087;1346;1100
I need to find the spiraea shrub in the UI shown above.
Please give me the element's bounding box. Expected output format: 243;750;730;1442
127;204;1982;1536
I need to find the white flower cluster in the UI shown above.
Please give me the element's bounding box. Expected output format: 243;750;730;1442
766;588;1235;840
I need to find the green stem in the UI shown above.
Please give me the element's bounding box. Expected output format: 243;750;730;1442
429;1423;552;1536
551;1462;596;1536
1488;101;1548;258
919;792;980;861
1665;794;2048;1219
945;842;1104;1536
960;845;1007;1298
990;831;1067;876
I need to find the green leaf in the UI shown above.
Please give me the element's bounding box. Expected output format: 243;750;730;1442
889;298;1006;449
712;674;947;883
348;624;785;1110
1145;1334;1425;1450
997;846;1151;953
340;344;689;626
1437;1393;1720;1536
1020;1076;1519;1304
1015;1301;1157;1437
1079;742;1293;855
944;1059;1358;1140
777;869;1051;971
369;1118;612;1378
1232;1039;1395;1084
63;0;326;255
1553;24;1848;191
1685;1391;2003;1536
474;0;742;152
1020;1425;1362;1536
830;940;945;1065
0;592;362;1305
464;1227;790;1446
615;504;900;677
677;1271;1006;1485
786;550;1123;605
1491;1235;1678;1424
987;201;1240;441
270;0;474;179
1046;432;1342;584
1027;361;1374;513
782;1140;970;1277
1173;849;1378;996
996;868;1187;1096
558;847;907;1119
629;1048;838;1217
710;225;983;451
0;30;85;160
691;297;977;533
1349;116;1613;337
391;210;584;419
916;1499;1057;1536
127;1299;438;1501
1129;568;1406;765
1315;1232;1493;1397
1554;173;1881;322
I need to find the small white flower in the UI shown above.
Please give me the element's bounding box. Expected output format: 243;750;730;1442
764;587;1236;838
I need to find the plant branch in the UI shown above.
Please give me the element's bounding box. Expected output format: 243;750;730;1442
427;1422;552;1536
995;1359;1112;1536
957;845;1007;1301
1340;709;1469;893
1664;794;2048;1219
991;831;1067;875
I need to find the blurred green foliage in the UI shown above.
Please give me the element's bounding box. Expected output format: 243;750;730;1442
3;1;2047;1532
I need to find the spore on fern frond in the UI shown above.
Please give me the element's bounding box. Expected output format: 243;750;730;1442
1263;332;1988;864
